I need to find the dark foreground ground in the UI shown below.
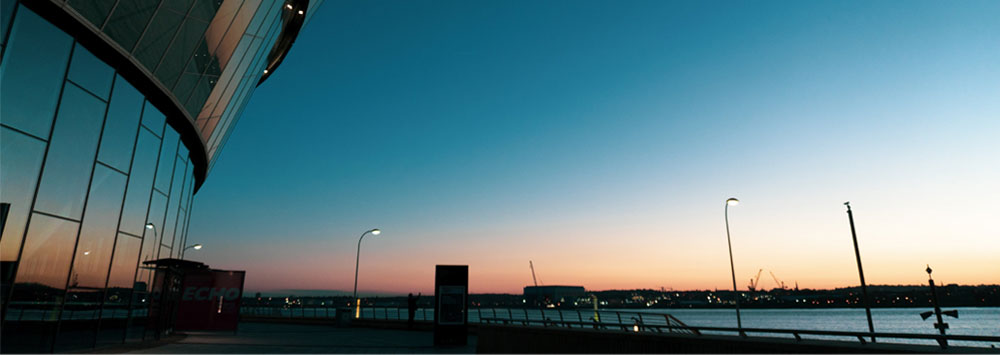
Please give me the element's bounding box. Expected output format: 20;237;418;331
115;322;475;354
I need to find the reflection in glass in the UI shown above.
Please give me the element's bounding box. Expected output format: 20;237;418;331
140;100;165;137
118;130;160;235
97;75;144;172
139;193;167;279
132;9;185;72
33;84;108;220
0;128;47;262
67;0;117;29
160;159;188;253
12;213;79;292
100;233;141;345
0;6;72;139
67;42;114;100
70;165;127;289
155;18;211;89
153;129;179;193
56;288;102;351
102;0;159;51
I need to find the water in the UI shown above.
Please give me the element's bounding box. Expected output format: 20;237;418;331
242;306;1000;348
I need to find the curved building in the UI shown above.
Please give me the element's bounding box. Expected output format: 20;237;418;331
0;0;316;351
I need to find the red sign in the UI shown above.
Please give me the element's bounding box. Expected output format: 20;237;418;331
175;269;245;331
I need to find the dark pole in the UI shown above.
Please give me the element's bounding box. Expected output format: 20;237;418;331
927;265;948;348
845;202;875;343
725;198;742;332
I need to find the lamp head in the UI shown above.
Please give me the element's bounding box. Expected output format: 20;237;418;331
371;229;381;236
726;198;740;206
192;244;203;250
145;223;155;230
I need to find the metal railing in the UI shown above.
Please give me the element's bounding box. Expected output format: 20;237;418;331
239;306;1000;349
476;319;1000;350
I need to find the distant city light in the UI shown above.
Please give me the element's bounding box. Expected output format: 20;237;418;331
298;10;304;15
285;4;293;9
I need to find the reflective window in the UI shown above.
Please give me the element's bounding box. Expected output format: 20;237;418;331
103;0;159;51
70;165;127;289
155;18;210;89
157;247;172;259
160;159;187;252
154;129;179;192
11;213;79;293
97;75;144;172
118;130;160;235
189;0;223;21
213;0;260;70
132;9;185;72
67;43;114;100
0;128;47;262
187;75;218;118
105;234;141;290
139;192;168;272
56;287;102;351
68;0;117;29
1;1;16;49
33;84;108;220
140;100;165;137
0;6;73;139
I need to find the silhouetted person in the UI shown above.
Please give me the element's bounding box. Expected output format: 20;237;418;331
407;292;421;328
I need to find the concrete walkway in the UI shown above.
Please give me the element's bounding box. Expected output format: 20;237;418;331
128;322;476;353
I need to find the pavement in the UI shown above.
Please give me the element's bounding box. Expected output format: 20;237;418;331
125;322;477;353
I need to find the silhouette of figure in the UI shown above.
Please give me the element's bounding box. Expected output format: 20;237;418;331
407;292;421;328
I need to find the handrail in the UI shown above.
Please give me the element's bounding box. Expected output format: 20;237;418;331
478;316;1000;349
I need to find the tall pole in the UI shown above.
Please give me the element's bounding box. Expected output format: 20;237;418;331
353;229;379;318
724;198;742;332
845;202;875;343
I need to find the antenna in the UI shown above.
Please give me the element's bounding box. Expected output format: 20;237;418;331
529;260;539;287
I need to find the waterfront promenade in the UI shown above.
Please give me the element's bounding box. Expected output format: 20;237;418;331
115;322;476;354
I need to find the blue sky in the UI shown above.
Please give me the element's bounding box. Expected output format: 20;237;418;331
188;0;999;294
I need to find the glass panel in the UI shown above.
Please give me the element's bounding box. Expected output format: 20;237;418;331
99;233;140;345
0;128;46;262
33;84;108;220
97;75;144;172
171;60;202;97
103;0;160;51
154;18;210;89
160;159;186;252
56;287;101;351
186;75;218;118
67;0;117;29
67;43;114;100
213;0;259;69
153;129;178;193
189;0;223;21
139;192;167;273
1;1;17;48
157;246;171;259
0;6;73;139
202;0;240;52
140;100;165;137
69;165;126;289
10;212;79;301
118;130;160;235
132;8;184;73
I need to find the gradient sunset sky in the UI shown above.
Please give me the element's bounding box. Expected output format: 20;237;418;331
187;0;999;295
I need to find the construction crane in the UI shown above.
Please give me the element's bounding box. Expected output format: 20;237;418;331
769;270;787;290
748;269;763;292
529;261;539;287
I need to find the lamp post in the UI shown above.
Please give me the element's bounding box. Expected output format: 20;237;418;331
844;202;875;343
724;197;742;332
353;228;381;318
144;223;157;281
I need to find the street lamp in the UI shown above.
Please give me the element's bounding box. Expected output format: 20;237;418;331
353;228;381;318
724;197;742;332
183;244;203;251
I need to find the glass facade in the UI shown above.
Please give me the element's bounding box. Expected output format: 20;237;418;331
0;0;311;352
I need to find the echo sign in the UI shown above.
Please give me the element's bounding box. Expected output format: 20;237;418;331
182;287;241;301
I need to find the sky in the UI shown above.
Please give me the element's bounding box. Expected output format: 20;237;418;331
187;0;1000;295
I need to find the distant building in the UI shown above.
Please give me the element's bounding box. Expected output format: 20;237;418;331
523;286;586;306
